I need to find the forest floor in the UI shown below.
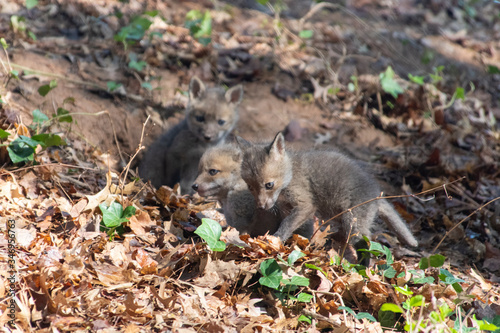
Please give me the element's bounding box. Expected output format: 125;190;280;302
0;0;499;332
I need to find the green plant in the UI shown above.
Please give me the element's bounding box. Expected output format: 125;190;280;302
107;81;123;93
380;66;404;98
2;109;68;164
99;201;136;238
128;52;147;71
258;250;313;305
10;15;36;40
38;79;57;97
194;218;226;251
185;10;212;46
114;12;157;49
26;0;38;9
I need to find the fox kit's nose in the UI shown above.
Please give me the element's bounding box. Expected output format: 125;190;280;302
192;183;199;191
204;135;212;141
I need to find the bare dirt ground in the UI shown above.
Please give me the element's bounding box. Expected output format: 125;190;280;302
1;0;499;331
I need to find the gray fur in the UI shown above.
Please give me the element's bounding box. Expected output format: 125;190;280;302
239;132;418;247
139;77;243;194
193;144;313;238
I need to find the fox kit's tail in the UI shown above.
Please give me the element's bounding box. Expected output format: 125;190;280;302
378;200;418;247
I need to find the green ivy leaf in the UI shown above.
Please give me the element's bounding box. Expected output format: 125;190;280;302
297;314;311;324
356;312;377;322
7;136;40;163
304;263;327;276
54;107;73;123
413;276;435;284
408;73;424;85
141;82;153;91
99;201;131;228
339;306;356;316
31;133;66;148
10;70;19;79
394;285;413;296
409;295;425;307
297;292;313;303
380;66;404;98
453;87;465;101
32;109;49;125
378;308;397;329
38;80;57;97
26;0;38;9
380;303;403;313
288;250;305;266
0;129;11;139
299;30;314;39
289;276;309;287
384;266;397;278
0;38;8;49
194;218;226;251
107;81;123;92
259;259;282;289
487;65;500;74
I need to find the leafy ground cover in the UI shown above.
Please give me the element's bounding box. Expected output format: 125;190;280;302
0;0;499;331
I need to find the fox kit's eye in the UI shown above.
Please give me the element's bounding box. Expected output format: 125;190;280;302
196;115;205;122
209;169;220;176
218;119;226;126
265;182;274;190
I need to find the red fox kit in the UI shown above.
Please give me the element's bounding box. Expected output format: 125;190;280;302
192;144;313;238
238;132;419;247
139;77;243;194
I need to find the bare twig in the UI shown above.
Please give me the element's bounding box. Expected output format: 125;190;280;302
118;115;150;199
311;177;465;239
432;195;500;253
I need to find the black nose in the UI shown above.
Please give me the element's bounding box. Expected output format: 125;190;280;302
204;135;212;141
192;183;198;191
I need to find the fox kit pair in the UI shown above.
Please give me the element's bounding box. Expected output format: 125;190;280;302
139;77;243;194
192;145;314;237
237;132;419;247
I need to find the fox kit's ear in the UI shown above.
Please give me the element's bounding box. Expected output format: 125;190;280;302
269;132;286;160
225;85;243;105
189;76;206;100
231;149;242;163
235;136;251;148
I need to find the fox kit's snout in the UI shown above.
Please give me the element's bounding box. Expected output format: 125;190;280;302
192;145;242;198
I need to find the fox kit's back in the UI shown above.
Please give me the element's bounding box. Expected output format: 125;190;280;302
239;132;418;248
139;77;243;194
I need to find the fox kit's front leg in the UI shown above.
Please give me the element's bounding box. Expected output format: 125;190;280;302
273;201;315;241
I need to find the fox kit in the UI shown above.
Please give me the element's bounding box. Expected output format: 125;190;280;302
192;144;313;238
238;132;418;247
139;76;243;194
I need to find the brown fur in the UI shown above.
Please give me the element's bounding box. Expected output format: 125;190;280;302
192;145;313;238
139;77;243;194
239;132;418;247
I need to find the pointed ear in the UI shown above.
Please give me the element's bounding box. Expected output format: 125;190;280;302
189;76;205;100
235;136;251;149
225;85;243;105
231;149;242;163
269;132;286;159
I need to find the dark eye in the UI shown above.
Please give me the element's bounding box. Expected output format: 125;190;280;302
218;119;226;126
209;169;219;176
196;115;205;122
265;182;274;190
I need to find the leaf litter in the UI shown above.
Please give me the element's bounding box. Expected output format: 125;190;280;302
0;0;499;331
